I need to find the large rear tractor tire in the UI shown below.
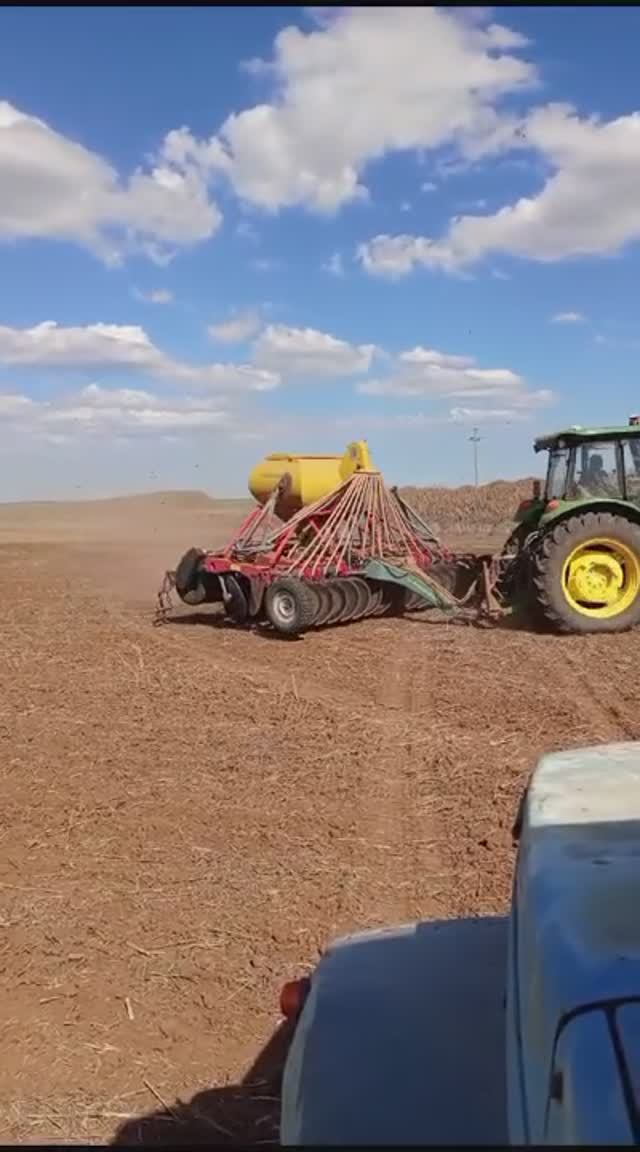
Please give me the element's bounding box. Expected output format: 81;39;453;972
264;577;318;635
531;512;640;634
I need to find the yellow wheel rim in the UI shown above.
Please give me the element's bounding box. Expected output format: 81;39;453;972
562;537;640;619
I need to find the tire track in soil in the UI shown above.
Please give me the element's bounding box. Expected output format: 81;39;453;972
361;649;445;927
557;636;640;742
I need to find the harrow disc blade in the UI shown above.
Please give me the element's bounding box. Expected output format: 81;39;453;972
368;582;388;617
313;582;334;627
338;579;361;623
349;576;374;621
325;580;347;626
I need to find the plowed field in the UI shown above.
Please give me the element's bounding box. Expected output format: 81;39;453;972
1;483;638;1144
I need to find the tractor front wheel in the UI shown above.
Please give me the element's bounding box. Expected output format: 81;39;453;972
531;512;640;634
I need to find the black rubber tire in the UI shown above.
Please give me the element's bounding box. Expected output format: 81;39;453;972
313;583;334;627
223;574;250;624
325;580;348;626
175;547;205;600
264;576;318;635
531;512;640;634
349;577;373;620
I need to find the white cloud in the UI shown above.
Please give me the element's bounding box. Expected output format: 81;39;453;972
133;288;174;304
0;321;279;391
357;234;446;279
208;309;262;344
254;323;376;378
193;7;534;213
0;382;230;437
421;181;437;193
551;310;585;324
360;103;640;276
0;100;221;264
358;343;553;418
449;406;528;423
0;392;38;415
323;252;344;277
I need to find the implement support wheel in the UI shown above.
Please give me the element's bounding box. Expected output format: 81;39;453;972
264;577;318;635
531;511;640;634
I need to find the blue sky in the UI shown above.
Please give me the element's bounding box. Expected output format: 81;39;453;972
2;5;640;499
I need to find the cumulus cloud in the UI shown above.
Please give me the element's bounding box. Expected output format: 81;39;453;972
133;288;174;304
208;309;262;344
0;100;221;264
359;103;640;276
0;382;230;437
0;321;279;391
253;324;376;378
358;344;553;419
323;252;344;277
175;7;534;214
551;310;584;324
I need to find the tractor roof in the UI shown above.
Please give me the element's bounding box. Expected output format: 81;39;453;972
534;425;640;453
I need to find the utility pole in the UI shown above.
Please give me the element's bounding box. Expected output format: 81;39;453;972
469;426;482;487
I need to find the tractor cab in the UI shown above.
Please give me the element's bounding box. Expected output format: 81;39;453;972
534;419;640;507
509;417;640;635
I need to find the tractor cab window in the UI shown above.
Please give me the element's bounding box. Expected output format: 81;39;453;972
545;445;571;500
622;439;640;504
575;441;622;499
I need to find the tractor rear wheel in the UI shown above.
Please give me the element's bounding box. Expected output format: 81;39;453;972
531;511;640;634
264;577;318;635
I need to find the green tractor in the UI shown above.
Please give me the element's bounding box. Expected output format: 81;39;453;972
503;416;640;633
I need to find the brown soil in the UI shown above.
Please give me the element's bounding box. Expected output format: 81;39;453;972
1;487;638;1145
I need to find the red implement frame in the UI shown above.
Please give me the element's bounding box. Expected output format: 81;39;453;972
199;469;450;582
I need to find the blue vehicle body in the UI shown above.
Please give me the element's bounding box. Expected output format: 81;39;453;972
281;742;640;1145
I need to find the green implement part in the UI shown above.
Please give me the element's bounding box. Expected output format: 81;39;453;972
362;559;457;611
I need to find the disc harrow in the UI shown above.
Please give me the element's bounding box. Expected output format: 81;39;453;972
157;442;492;636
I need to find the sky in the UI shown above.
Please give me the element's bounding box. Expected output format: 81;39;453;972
3;5;640;500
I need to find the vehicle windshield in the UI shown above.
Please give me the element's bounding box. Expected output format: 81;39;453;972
545;445;571;500
574;441;622;499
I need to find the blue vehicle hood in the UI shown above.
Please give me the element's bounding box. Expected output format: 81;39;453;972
281;916;507;1145
511;742;640;1143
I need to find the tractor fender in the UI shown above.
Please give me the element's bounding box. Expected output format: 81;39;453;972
508;742;640;1145
280;916;507;1146
539;498;640;530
